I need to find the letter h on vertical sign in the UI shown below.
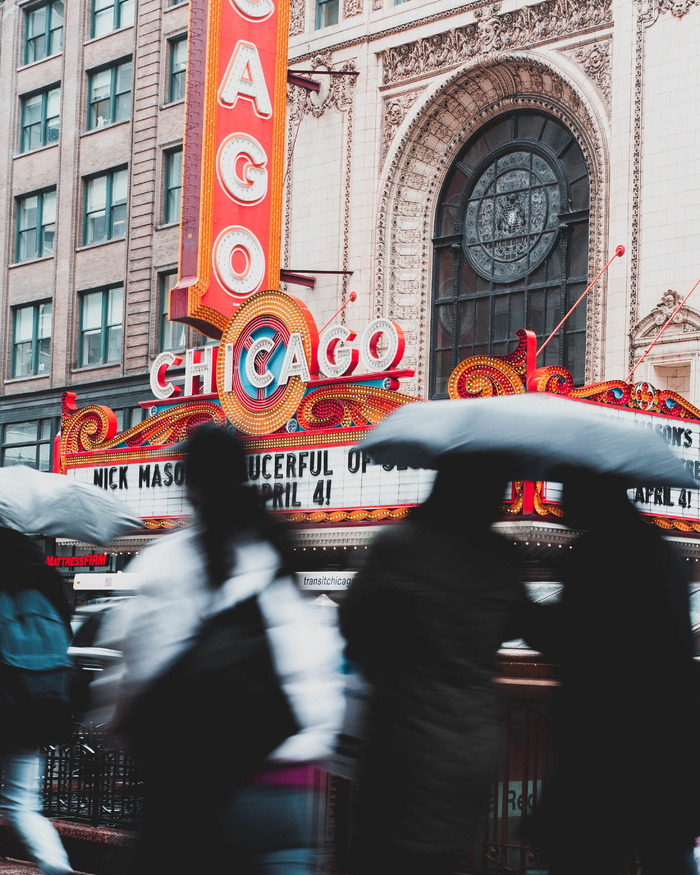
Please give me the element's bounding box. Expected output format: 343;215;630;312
168;0;290;339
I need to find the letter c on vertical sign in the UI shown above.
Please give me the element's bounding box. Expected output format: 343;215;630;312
214;226;266;298
229;0;274;20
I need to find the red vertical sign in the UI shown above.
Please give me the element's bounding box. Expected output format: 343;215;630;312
170;0;289;338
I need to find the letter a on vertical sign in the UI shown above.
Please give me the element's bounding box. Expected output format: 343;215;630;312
168;0;289;338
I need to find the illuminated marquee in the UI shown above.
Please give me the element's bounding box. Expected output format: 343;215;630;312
150;289;410;435
168;0;289;337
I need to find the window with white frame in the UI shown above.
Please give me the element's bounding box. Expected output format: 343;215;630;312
87;59;132;129
12;302;52;378
20;85;60;152
16;188;56;262
83;168;128;244
79;285;124;366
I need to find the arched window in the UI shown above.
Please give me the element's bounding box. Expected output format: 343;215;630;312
431;110;590;397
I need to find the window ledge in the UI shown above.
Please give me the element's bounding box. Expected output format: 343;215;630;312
9;255;55;269
84;26;135;46
14;142;59;159
76;239;127;252
18;53;62;72
71;363;122;374
81;119;131;137
4;373;50;385
155;221;180;231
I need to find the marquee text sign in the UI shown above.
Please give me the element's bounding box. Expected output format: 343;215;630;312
169;0;289;336
62;402;700;527
63;443;435;521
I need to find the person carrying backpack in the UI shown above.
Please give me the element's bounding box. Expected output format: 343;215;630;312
0;526;75;875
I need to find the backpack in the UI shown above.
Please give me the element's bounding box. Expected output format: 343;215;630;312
117;594;299;795
0;589;74;746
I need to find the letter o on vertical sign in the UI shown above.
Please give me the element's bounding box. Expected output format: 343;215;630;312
213;226;266;299
230;0;275;21
217;290;319;435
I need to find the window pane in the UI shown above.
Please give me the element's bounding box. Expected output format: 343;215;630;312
5;422;38;443
119;0;135;28
4;447;38;467
92;0;114;37
15;307;34;343
106;325;122;362
108;286;124;324
82;292;103;330
82;330;102;365
87;176;107;212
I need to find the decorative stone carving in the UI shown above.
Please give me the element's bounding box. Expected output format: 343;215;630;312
381;91;422;163
636;0;700;25
372;0;382;9
631;289;700;340
376;54;608;397
381;0;612;85
345;0;363;16
290;0;305;36
562;39;611;109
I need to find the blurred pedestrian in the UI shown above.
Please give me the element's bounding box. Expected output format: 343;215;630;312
92;424;345;875
338;455;533;875
524;473;700;875
0;527;74;875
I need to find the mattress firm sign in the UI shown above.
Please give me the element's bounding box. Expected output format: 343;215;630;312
64;445;436;519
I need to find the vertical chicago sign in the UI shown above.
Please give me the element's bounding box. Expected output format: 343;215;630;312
169;0;290;337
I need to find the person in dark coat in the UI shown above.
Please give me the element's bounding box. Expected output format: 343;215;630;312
524;473;700;875
0;527;74;875
338;455;531;875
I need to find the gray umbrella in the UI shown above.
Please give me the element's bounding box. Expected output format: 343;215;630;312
360;392;696;487
0;465;142;544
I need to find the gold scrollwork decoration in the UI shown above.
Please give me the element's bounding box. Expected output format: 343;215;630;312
296;386;419;430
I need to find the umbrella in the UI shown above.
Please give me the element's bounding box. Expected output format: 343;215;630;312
0;465;142;543
360;392;696;487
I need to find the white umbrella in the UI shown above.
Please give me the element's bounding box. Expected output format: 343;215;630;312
360;392;696;487
0;465;142;543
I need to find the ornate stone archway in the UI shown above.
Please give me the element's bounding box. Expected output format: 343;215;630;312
375;51;610;398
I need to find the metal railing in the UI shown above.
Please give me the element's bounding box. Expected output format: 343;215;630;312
42;723;143;829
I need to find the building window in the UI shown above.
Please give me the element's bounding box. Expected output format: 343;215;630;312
19;86;60;153
170;0;188;5
168;36;187;103
79;285;124;366
87;59;132;129
160;271;187;351
1;420;56;470
163;147;182;223
12;302;52;378
24;0;64;64
91;0;135;38
83;168;128;244
431;110;590;396
315;0;338;28
16;189;56;262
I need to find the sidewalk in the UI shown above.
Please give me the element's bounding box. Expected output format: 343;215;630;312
0;860;93;875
